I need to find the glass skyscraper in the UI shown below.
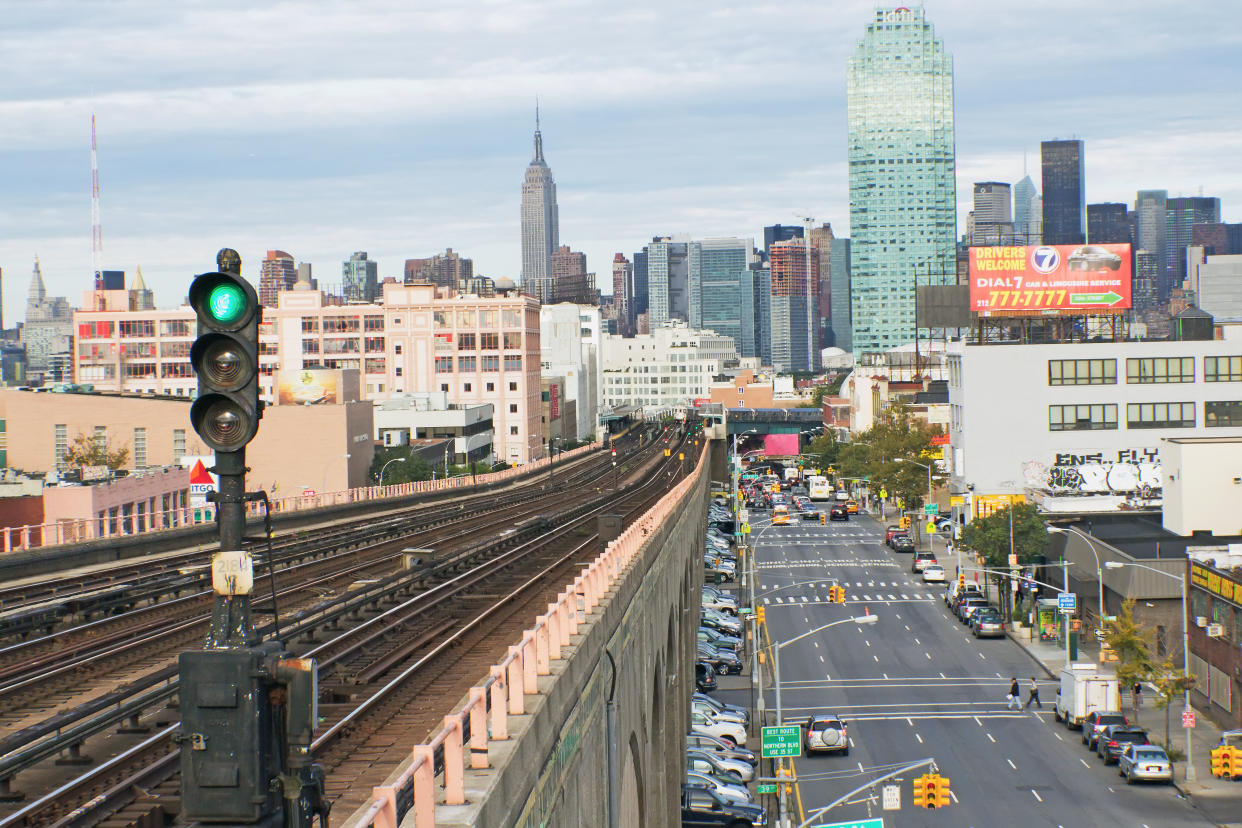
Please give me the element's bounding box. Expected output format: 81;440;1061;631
1040;140;1085;245
688;238;756;357
847;6;956;356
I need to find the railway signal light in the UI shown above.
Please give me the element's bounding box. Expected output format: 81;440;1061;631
189;255;263;453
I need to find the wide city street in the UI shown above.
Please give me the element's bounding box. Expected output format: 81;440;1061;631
752;508;1214;827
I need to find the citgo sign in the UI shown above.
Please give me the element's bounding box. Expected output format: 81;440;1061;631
969;243;1132;315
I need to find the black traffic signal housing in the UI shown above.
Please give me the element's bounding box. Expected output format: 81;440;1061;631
189;269;263;453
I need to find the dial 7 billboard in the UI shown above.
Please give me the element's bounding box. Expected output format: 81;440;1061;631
969;243;1132;315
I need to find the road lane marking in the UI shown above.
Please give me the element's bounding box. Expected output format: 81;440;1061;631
882;673;888;679
874;655;879;662
987;733;995;742
940;672;946;679
905;625;911;631
1031;789;1043;802
906;717;913;726
974;716;982;727
1080;758;1090;768
1054;732;1063;741
813;641;819;648
1007;758;1017;770
979;652;986;659
819;655;825;662
950;790;958;804
865;640;871;647
913;638;921;645
925;652;931;659
915;733;923;744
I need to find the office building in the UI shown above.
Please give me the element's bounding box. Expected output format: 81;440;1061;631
403;248;473;289
806;224;835;353
1041;140;1085;245
970;182;1014;246
829;239;852;352
342;251;378;303
769;238;820;372
1013;174;1041;244
21;258;73;377
1168;196;1221;285
260;250;298;307
847;6;957;355
611;254;634;336
1192;223;1242;257
600;323;737;415
540;303;601;441
688;237;754;357
1088;203;1131;245
1134;190;1171;302
763;224;803;257
644;238;690;326
520;116;559;303
550;245;595;304
1192;254;1242;322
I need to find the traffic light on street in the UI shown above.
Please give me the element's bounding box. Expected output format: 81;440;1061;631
913;773;950;808
1211;745;1238;778
958;573;966;588
828;585;845;604
189;261;262;453
756;606;766;625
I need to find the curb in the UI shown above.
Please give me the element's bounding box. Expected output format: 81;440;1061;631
1005;630;1058;680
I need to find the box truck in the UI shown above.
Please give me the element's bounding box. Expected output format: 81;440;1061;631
1055;662;1121;728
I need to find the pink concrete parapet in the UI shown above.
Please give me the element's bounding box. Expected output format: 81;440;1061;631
349;445;708;828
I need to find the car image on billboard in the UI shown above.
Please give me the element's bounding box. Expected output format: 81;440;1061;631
968;243;1132;315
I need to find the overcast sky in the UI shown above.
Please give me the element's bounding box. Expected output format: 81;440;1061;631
3;0;1240;319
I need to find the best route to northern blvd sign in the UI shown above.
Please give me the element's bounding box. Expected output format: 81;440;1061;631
761;725;802;758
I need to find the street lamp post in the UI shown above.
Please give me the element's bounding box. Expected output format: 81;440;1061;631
1105;560;1196;782
895;457;933;552
1048;526;1105;628
378;457;406;487
758;614;879;828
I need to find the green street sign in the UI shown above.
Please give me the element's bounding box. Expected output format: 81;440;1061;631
1070;290;1124;306
756;783;778;794
923;504;938;515
821;819;884;828
761;725;802;758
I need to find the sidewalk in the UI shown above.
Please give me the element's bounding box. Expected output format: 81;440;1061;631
1007;625;1242;825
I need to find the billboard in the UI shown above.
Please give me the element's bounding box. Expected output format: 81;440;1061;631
277;369;342;406
763;433;800;457
969;244;1131;315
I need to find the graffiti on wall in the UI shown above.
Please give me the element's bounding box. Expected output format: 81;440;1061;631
1022;447;1162;497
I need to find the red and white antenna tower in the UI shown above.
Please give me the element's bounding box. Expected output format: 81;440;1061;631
91;114;102;289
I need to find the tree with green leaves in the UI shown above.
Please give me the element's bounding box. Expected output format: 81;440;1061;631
1149;654;1195;760
959;503;1047;623
833;403;946;509
368;445;433;484
1101;600;1157;722
62;432;130;471
806;431;841;473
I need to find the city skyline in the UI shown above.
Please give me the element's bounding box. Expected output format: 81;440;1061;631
3;1;1241;318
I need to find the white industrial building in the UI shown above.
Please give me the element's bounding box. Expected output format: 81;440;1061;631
539;303;601;441
373;393;494;466
947;325;1242;513
600;322;736;416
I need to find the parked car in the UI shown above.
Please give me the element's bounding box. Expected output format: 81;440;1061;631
681;784;767;827
1082;711;1128;750
799;504;819;520
945;581;983;607
921;564;946;583
697;643;743;675
891;535;915;554
695;661;717;693
803;714;849;755
911;551;937;573
694;692;751;727
830;504;849;521
698;628;742;654
969;608;1005;638
684;770;751;805
1097;725;1149;764
884;525;904;544
687;748;754;782
685;733;758;767
957;598;992;624
690;709;746;747
1117;744;1173;784
701;611;742;636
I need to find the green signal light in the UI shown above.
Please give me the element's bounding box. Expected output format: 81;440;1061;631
207;283;247;324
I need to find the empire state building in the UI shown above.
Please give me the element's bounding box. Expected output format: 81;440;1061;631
520;114;559;303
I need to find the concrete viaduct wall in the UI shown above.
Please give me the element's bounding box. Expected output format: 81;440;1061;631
419;444;712;828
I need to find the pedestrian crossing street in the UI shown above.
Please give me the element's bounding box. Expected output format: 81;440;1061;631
761;579;945;605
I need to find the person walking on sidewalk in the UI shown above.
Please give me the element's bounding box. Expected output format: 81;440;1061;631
1008;677;1021;710
1024;677;1042;710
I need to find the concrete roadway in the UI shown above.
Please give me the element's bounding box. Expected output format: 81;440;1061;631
751;509;1212;828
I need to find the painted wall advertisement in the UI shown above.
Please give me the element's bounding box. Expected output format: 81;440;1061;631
276;369;342;406
969;243;1132;315
1022;447;1161;497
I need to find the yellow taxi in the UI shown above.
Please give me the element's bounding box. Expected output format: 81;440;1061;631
846;500;859;514
772;504;790;525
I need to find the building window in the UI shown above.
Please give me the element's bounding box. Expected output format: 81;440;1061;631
458;356;476;372
504;355;522;372
395;367;403;377
1205;401;1242;427
394;344;402;355
503;332;522;349
1126;402;1195;429
481;355;499;372
435;357;454;372
1204;356;1242;382
160;319;191;337
486;382;495;392
441;383;449;392
458;332;477;350
510;426;519;435
510;404;518;413
173;428;186;463
463;383;472;392
133;428;147;468
364;315;384;332
55;424;68;470
509;382;518;391
1127;357;1194;384
301;317;319;333
1048;359;1116;386
480;332;500;350
364;336;384;352
302;339;320;354
503;309;521;327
